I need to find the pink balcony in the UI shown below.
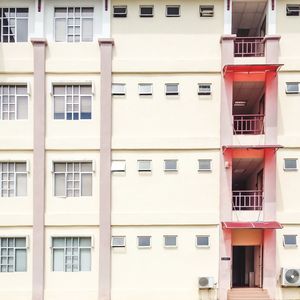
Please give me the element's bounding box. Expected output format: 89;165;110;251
232;190;263;211
233;114;264;135
234;37;265;57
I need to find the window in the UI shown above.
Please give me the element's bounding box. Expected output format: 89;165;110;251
200;5;214;17
286;5;300;16
0;8;28;42
137;160;152;172
111;236;126;248
284;158;298;171
111;160;126;173
113;6;127;17
164;235;177;247
286;82;300;94
198;159;212;171
53;162;93;197
0;237;27;272
53;85;92;120
138;83;153;96
196;235;210;248
283;235;297;247
164;160;178;172
165;83;179;96
137;236;151;248
0;162;27;197
198;83;212;95
52;237;91;272
140;5;154;17
54;7;93;42
112;83;126;96
0;85;28;120
166;5;180;17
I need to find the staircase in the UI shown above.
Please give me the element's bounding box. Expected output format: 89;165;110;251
228;288;272;300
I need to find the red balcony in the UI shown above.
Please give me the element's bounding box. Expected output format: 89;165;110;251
233;114;264;135
234;37;265;58
232;190;263;211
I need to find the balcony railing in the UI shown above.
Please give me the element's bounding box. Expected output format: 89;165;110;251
234;37;265;57
233;114;264;135
232;190;263;211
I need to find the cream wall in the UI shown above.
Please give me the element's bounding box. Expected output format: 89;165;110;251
112;150;220;225
111;0;223;72
45;151;100;226
44;226;99;300
0;227;32;300
112;74;220;149
111;225;219;300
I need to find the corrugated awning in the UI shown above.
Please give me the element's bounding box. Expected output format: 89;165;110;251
223;64;283;74
222;221;283;229
222;144;283;153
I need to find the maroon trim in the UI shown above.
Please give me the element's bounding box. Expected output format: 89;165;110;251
38;0;41;12
105;0;108;11
227;0;230;10
272;0;275;10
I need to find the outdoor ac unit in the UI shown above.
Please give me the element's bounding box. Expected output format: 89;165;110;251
198;276;214;289
281;268;300;287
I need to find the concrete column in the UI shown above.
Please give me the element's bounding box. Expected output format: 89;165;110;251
98;38;114;300
31;38;47;300
264;35;281;64
266;0;276;35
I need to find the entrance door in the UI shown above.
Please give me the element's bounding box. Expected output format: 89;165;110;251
254;245;263;287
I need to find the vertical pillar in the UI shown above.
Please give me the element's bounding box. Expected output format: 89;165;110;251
31;38;47;300
98;38;114;300
265;36;281;65
266;0;276;35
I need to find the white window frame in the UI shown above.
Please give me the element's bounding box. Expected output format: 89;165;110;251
54;7;94;42
111;160;126;173
198;83;212;95
165;83;179;96
139;5;154;17
286;82;300;94
138;83;153;96
163;235;177;248
164;159;178;172
137;160;152;172
112;83;126;96
199;5;214;17
111;236;126;248
198;159;212;172
286;4;300;16
283;234;298;248
137;236;152;248
166;5;180;17
113;5;127;17
196;235;210;248
283;158;298;171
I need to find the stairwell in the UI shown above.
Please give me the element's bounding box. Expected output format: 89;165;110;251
228;288;272;300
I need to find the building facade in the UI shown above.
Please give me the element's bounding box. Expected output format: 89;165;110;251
0;0;299;300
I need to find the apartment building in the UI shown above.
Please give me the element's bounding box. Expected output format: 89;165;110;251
0;0;299;300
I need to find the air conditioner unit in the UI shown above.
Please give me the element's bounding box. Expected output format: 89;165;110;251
198;277;214;289
281;268;300;287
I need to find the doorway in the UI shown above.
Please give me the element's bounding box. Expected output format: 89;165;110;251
232;246;262;287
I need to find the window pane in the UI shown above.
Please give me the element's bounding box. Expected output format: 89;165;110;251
138;236;151;247
15;249;27;272
17;96;28;119
81;174;92;196
54;174;65;196
80;96;91;119
284;235;297;245
80;248;91;271
16;173;27;196
164;160;177;171
53;249;64;271
79;237;91;247
54;96;65;119
112;236;125;247
15;162;26;172
81;162;92;172
197;236;209;246
82;18;93;42
198;160;211;170
16;19;28;42
164;236;177;246
82;7;94;17
15;238;26;247
284;159;297;170
54;163;66;172
53;237;65;247
55;19;66;42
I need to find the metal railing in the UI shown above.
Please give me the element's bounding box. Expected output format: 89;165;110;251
234;37;265;57
232;190;263;211
233;114;264;135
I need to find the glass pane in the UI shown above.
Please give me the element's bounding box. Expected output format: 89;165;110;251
112;236;125;247
285;159;297;169
53;86;65;95
287;83;299;93
16;173;27;196
112;84;125;95
284;235;297;245
166;84;178;93
198;160;211;170
16;19;28;42
80;96;91;119
15;238;26;247
82;7;94;17
17;96;28;119
197;236;209;246
138;236;151;247
82;18;93;42
79;237;91;247
139;84;152;95
54;174;65;197
55;19;66;42
54;163;65;172
164;160;177;171
54;96;65;119
164;236;177;246
80;85;92;94
81;162;92;172
138;160;151;171
81;174;92;196
53;249;64;271
15;162;26;172
80;248;91;271
15;249;27;272
54;8;67;18
16;8;28;18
